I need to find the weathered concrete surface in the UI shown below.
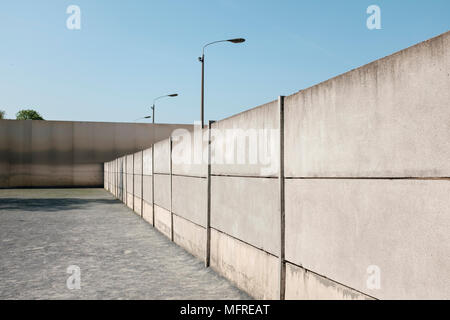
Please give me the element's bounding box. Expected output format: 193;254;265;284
172;126;207;177
211;176;279;255
143;148;152;176
0;189;249;300
172;175;207;227
285;179;450;299
142;201;153;225
285;263;372;300
133;152;142;200
142;175;152;203
210;228;278;300
153;139;170;174
153;174;171;211
211;100;279;177
0;120;192;188
173;214;206;260
284;31;450;178
154;205;172;239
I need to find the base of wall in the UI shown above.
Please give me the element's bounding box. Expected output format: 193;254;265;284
142;201;153;225
173;214;206;260
154;205;171;238
110;190;375;300
285;262;373;300
127;193;133;210
133;196;142;216
210;228;279;300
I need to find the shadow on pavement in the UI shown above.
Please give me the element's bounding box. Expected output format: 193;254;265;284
0;198;119;212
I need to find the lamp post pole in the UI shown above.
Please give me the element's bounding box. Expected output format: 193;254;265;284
199;38;245;128
149;93;178;227
151;93;178;125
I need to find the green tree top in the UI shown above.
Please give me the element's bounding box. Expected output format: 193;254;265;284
16;109;44;120
0;110;5;119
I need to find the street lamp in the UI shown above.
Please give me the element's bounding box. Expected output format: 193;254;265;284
134;115;152;122
151;93;179;124
199;38;246;127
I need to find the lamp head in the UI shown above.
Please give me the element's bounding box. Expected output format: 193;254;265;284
227;38;246;44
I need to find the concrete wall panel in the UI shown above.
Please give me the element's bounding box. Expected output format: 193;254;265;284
153;139;170;174
143;201;153;225
211;176;279;255
126;154;133;174
133;196;142;216
172;175;206;227
285;263;372;300
143;148;152;175
154;174;171;211
133;151;143;175
172;126;207;177
155;205;171;239
173;214;206;260
126;193;133;210
142;175;152;203
210;228;279;300
211;100;279;177
284;32;450;178
285;178;450;299
0;119;191;188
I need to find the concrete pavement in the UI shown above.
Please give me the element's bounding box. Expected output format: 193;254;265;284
0;188;250;300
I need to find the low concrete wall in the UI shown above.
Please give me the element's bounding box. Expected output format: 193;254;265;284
0;120;192;188
104;31;450;300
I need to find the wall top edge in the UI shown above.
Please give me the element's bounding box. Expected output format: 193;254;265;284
0;119;193;127
285;30;449;101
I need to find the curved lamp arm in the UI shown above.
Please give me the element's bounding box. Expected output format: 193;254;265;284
201;38;246;56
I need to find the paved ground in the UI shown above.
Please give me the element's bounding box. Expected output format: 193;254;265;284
0;189;250;300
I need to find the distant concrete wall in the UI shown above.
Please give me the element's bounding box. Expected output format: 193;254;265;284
104;31;450;300
0;119;192;188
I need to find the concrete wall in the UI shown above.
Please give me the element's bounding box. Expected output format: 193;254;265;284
104;31;450;300
0;119;192;188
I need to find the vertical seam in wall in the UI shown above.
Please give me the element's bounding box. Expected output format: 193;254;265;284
279;96;286;300
125;157;127;207
132;153;135;212
141;150;144;218
152;145;155;227
205;121;214;267
170;137;174;242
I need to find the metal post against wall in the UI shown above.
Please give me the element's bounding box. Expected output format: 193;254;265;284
114;159;119;199
151;144;155;227
132;153;135;212
170;136;174;242
141;150;144;218
125;157;127;207
205;120;215;267
278;96;286;300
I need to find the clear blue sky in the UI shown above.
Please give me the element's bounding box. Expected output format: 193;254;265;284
1;0;449;124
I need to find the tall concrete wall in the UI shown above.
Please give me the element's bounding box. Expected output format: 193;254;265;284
104;31;450;300
0;119;192;188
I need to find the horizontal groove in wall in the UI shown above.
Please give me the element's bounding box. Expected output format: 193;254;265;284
285;260;377;300
211;226;279;259
172;211;206;230
153;172;171;176
172;174;206;179
211;174;278;179
154;203;170;212
286;176;450;180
